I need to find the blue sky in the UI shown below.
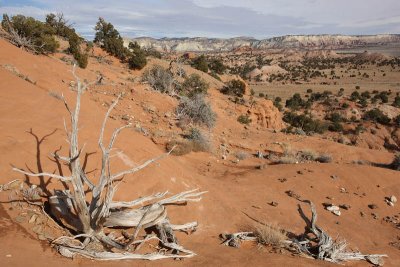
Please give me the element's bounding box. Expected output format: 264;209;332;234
0;0;399;39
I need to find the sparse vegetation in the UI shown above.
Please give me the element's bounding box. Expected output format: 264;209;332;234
177;94;216;128
2;14;59;54
363;108;391;125
181;74;209;97
128;41;147;70
94;17;128;60
143;65;175;94
191;55;208;73
221;79;246;97
237;114;252;125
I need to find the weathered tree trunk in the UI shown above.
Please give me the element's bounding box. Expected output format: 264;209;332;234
13;65;206;260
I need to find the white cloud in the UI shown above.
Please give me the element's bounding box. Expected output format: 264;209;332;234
0;0;399;38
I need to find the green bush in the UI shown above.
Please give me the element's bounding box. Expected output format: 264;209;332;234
94;17;129;60
283;112;328;134
221;79;246;97
191;55;208;73
237;114;252;125
181;74;209;97
328;121;344;132
286;93;306;110
127;41;147;70
394;115;400;127
393;96;400;108
209;58;226;74
363;109;391;125
2;14;59;54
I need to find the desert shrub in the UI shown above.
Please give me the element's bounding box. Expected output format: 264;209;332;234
363;109;391;125
283;112;328;134
143;65;174;94
273;97;283;110
221;79;246;97
181;74;209;97
45;13;74;38
186;128;211;152
277;155;299;164
94;17;129;60
393;96;400;108
252;223;287;247
74;52;88;68
316;154;333;163
342;102;350;109
306;88;313;93
191;55;208;73
286;93;306;110
298;150;318;161
209;72;221;81
328;121;344;132
359;97;368;108
177;94;216;128
237;114;252;125
166;140;193;156
67;31;88;68
127;41;147;70
373;91;389;104
259;93;265;98
326;112;344;123
361;91;371;99
354;124;366;135
209;58;226;74
144;48;162;59
394;115;400;127
350;91;360;101
2;14;59;54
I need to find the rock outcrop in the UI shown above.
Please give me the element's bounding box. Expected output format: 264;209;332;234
125;34;400;52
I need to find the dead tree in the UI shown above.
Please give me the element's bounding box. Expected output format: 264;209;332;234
13;65;206;260
222;200;387;265
293;200;387;265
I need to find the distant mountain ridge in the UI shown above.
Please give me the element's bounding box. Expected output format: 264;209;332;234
124;34;400;52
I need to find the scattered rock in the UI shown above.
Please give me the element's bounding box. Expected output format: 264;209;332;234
330;175;338;179
340;187;347;193
269;201;279;207
386;195;397;206
32;225;43;235
368;204;378;210
339;204;351;210
326;205;341;216
121;114;130;121
372;213;379;220
28;214;37;224
256;164;266;170
285;190;301;200
37;234;47;241
360;211;365;217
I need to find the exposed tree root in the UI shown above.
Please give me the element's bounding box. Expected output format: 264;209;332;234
222;200;387;265
9;65;206;261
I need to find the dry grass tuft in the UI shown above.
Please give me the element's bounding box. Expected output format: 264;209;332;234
250;223;287;247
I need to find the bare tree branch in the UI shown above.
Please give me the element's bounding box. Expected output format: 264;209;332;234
12;167;71;182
